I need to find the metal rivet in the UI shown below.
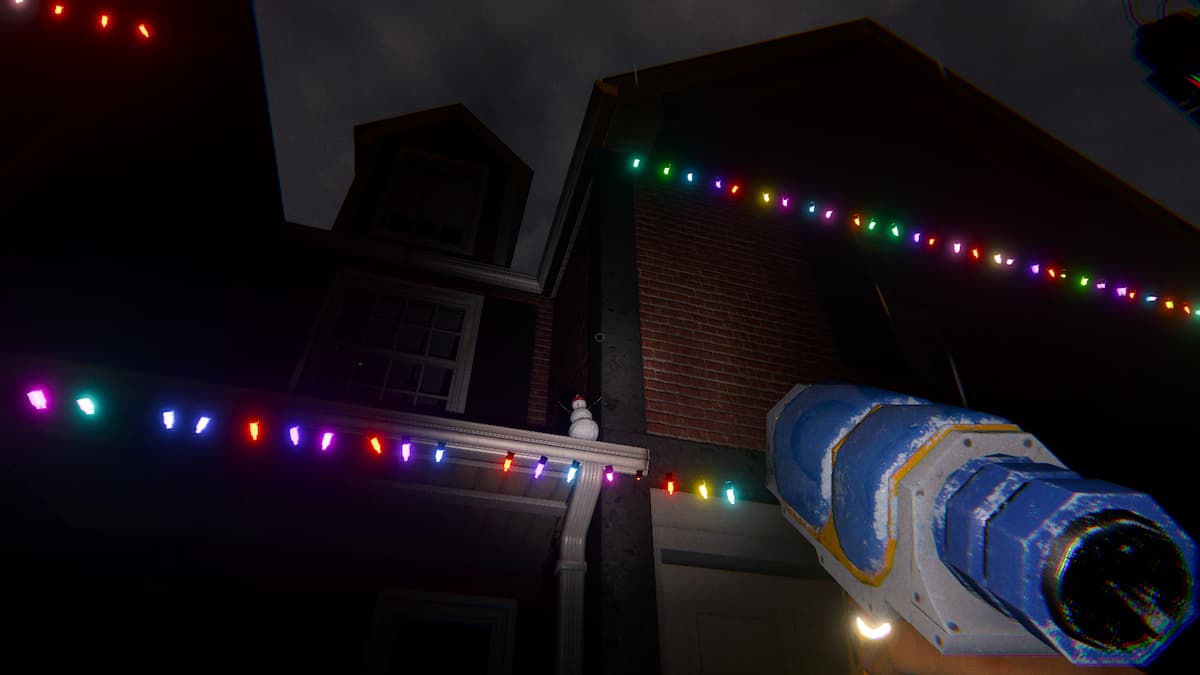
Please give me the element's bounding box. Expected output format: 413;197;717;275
913;592;921;603
936;635;943;646
963;438;973;447
1023;439;1033;448
948;622;960;632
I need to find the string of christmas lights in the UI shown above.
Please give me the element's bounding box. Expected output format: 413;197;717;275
630;156;1199;323
20;385;731;501
10;2;155;41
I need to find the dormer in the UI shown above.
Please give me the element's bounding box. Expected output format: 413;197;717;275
332;104;532;267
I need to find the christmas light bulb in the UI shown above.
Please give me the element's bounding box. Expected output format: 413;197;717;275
631;158;641;169
730;184;740;195
321;431;334;451
503;451;515;472
27;389;48;411
401;438;411;462
724;481;736;505
289;426;301;447
868;220;878;231
699;481;710;500
1080;277;1089;287
762;192;771;203
566;460;580;483
535;456;548;479
194;416;211;435
662;165;671;176
953;242;962;254
605;465;615;483
434;441;446;463
249;421;261;442
1031;264;1040;275
76;397;96;416
162;410;176;429
686;172;694;182
824;209;834;220
890;224;901;238
369;436;382;454
781;196;790;208
993;253;1003;265
138;23;150;39
927;237;936;246
666;472;676;496
913;232;922;243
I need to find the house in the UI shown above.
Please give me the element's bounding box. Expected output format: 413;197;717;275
2;4;1196;674
545;16;1199;675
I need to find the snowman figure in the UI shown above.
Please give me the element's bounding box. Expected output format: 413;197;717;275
568;395;599;440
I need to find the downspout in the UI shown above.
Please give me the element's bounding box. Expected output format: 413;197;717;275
556;460;604;675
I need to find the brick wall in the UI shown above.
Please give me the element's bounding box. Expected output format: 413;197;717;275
634;180;862;450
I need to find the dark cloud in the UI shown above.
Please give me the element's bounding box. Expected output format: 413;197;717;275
255;1;1200;273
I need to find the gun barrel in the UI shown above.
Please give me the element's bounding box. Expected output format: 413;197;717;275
766;383;1197;666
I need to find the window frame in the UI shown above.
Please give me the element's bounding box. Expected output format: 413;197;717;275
306;272;483;414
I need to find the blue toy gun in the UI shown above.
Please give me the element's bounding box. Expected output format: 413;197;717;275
766;383;1195;666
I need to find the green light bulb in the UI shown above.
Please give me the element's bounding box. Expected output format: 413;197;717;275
890;224;901;237
632;158;641;169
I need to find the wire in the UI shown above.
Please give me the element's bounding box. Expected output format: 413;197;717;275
1124;0;1143;28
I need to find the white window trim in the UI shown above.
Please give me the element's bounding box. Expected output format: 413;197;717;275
314;272;483;414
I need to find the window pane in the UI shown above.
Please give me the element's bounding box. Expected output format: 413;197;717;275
349;352;388;386
427;331;460;360
333;313;366;343
363;319;396;348
382;389;415;409
387;360;420;391
323;346;357;381
343;289;373;317
420;366;452;396
395;325;428;354
402;301;434;327
433;306;463;332
347;384;381;405
414;396;447;413
375;297;404;321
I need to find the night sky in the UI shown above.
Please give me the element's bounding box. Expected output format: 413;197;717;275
255;1;1200;273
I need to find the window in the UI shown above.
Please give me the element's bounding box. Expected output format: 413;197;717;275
372;150;488;255
305;277;482;414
